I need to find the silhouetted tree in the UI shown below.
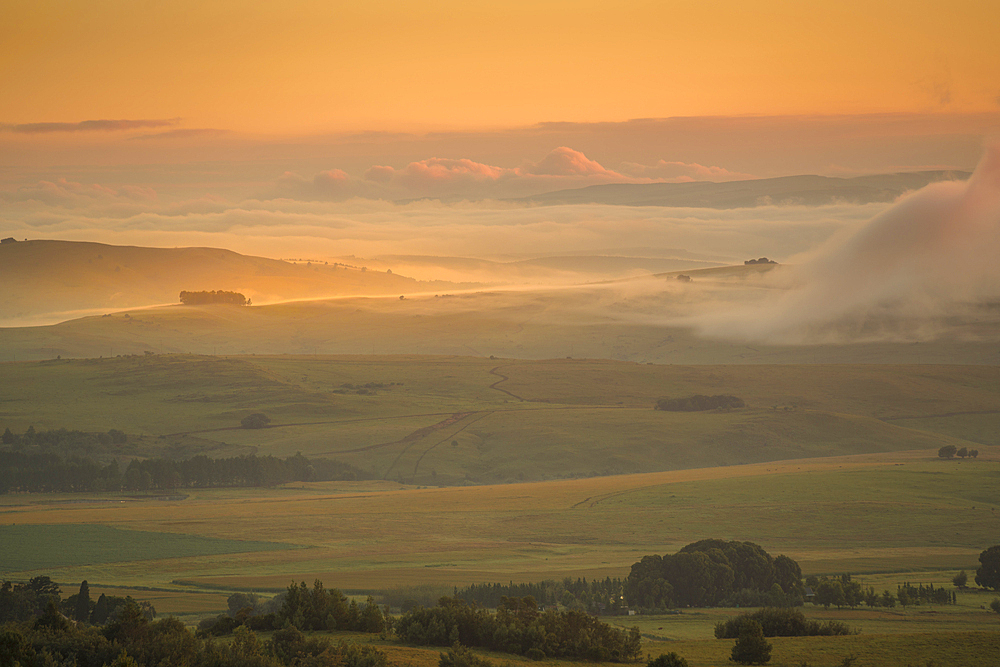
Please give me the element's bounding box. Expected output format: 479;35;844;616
75;580;92;622
975;545;1000;590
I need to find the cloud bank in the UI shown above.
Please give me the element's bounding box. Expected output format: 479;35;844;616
691;144;1000;343
4;119;180;133
273;146;745;201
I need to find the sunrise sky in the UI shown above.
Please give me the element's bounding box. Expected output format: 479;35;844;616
5;0;1000;134
2;0;999;264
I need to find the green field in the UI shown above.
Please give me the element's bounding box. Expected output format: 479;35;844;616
1;354;997;484
0;524;296;572
3;353;1000;666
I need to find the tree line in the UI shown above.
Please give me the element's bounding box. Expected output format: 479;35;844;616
938;445;980;459
394;595;641;662
2;577;153;626
624;540;804;610
2;426;128;457
1;602;386;667
198;580;387;637
454;577;626;615
806;574;956;609
0;450;368;493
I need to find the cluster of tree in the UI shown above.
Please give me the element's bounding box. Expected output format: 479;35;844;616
896;582;955;607
624;540;804;610
714;607;853;639
199;581;387;637
179;290;249;305
0;451;368;493
0;605;388;667
454;577;627;615
2;426;128;456
976;545;1000;590
1;577;154;627
938;445;980;459
806;574;955;609
0;451;126;493
654;395;744;412
744;258;778;265
395;595;641;662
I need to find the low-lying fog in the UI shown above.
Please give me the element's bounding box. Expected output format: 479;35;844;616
2;145;997;346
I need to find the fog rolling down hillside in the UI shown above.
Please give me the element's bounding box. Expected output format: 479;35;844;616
0;239;464;325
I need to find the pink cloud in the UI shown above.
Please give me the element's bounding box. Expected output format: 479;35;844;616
367;158;511;187
520;146;619;177
314;169;350;186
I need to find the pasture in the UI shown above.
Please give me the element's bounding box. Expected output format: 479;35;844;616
1;451;996;606
2;353;999;666
1;354;997;485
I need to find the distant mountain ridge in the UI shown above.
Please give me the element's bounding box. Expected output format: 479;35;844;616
511;170;971;208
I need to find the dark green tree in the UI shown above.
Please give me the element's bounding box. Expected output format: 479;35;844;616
75;580;92;622
729;619;771;665
814;580;845;609
241;413;271;429
938;445;957;459
975;545;1000;590
92;593;111;624
648;652;689;667
952;570;968;588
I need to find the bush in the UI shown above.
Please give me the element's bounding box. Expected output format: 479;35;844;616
730;620;771;665
241;413;271;429
440;643;496;667
715;608;853;638
648;653;689;667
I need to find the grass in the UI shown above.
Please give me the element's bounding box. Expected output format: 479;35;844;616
0;451;996;601
2;285;999;366
0;354;996;485
0;524;296;572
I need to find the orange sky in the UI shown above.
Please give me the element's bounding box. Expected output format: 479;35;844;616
3;0;999;134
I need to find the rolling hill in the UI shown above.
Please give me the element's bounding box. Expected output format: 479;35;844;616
513;170;970;207
0;239;465;325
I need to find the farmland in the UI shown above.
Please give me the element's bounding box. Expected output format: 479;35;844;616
2;353;999;666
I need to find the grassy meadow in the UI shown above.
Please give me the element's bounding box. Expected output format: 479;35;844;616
2;353;1000;666
1;354;997;484
3;281;1000;365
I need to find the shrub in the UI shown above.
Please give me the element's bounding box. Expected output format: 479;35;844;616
715;608;853;639
730;620;771;665
241;413;271;429
440;643;495;667
648;653;689;667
